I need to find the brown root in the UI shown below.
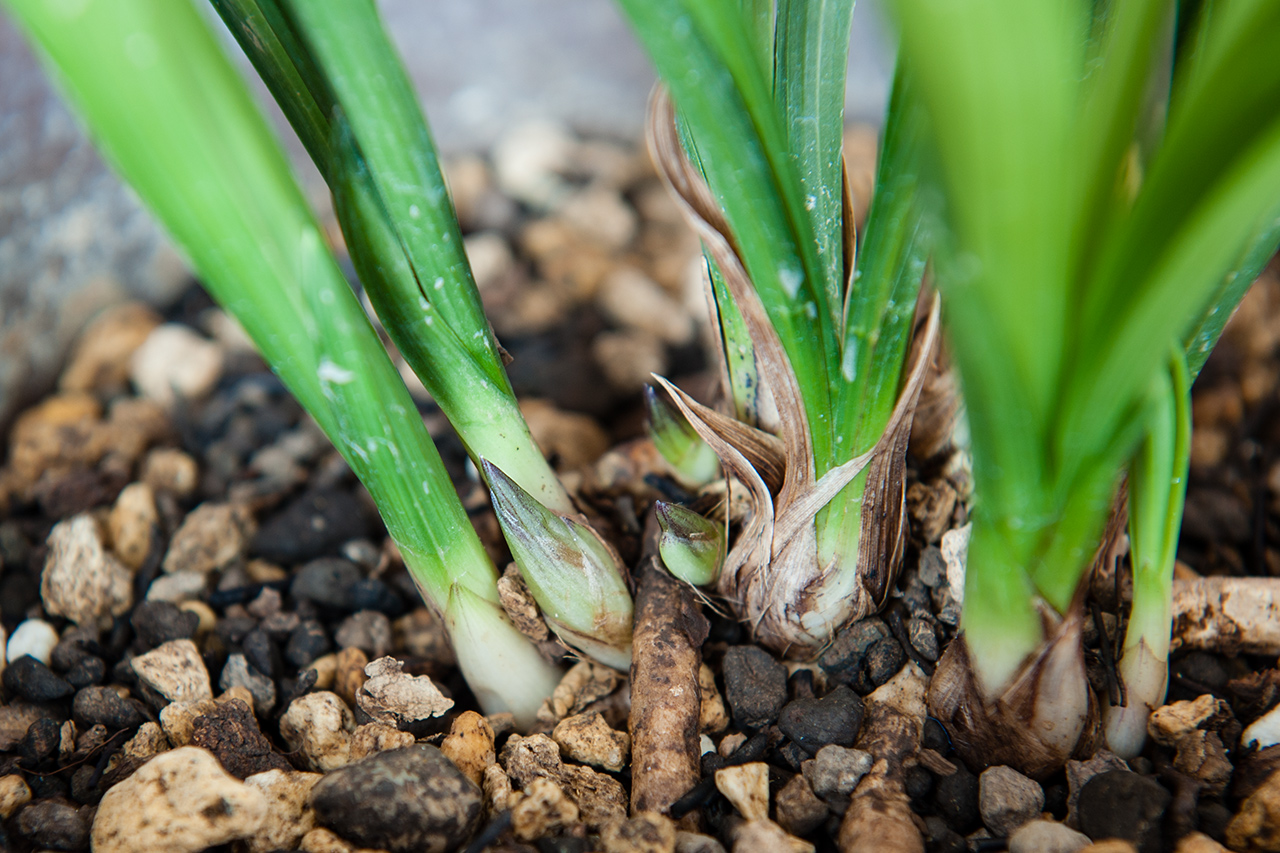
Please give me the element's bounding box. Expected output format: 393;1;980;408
1171;576;1280;655
628;517;709;827
838;665;928;853
928;613;1101;781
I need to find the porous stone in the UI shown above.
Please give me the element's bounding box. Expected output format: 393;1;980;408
501;732;627;829
1065;750;1129;829
817;618;890;686
108;481;158;570
243;768;323;853
1008;819;1092;853
511;776;580;841
162;501;253;575
130;323;224;407
1228;769;1280;853
553;711;629;772
145;570;207;603
348;722;416;763
131;638;212;705
131;600;199;648
309;744;482;853
698;663;729;734
601;811;679;853
291;558;363;610
729;818;814;853
6;618;59;664
279;691;355;772
141;448;199;497
1175;831;1232;853
192;698;291;779
1149;695;1233;747
715;762;770;821
355;655;452;729
440;710;496;786
980;765;1044;837
334;646;370;708
538;661;621;723
300;827;388;853
722;645;788;730
676;831;728;853
801;745;874;803
160;699;219;747
41;514;134;628
91;746;267;853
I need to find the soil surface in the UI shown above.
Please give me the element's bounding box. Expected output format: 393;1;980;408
0;125;1276;853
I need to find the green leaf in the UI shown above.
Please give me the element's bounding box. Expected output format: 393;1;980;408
657;500;726;586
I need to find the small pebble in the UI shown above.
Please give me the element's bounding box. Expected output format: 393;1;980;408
91;746;267;853
356;655;453;729
141;447;199;497
7;619;60;665
220;654;277;715
552;711;630;772
310;744;482;853
1008;819;1091;853
162;501;252;575
279;691;354;772
243;769;323;853
777;685;864;755
131;600;199;648
16;799;91;851
131;638;212;705
775;773;828;836
131;323;225;406
716;762;770;821
1076;770;1169;853
980;765;1044;837
65;654;107;689
73;686;147;730
0;774;33;819
801;745;874;802
192;698;292;779
336;610;393;659
251;489;367;565
439;711;495;786
346;578;404;616
935;764;981;833
146;570;208;603
3;655;74;702
864;636;907;687
41;514;134;628
601;812;678;853
286;621;332;668
722;646;788;730
511;776;579;842
291;558;363;610
817;618;889;686
348;722;416;763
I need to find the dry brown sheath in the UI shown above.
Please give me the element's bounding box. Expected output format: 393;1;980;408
628;516;709;827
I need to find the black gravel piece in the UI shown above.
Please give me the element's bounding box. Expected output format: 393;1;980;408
291;557;364;610
1077;769;1170;853
787;668;816;701
865;636;908;687
19;717;62;766
63;656;106;690
27;773;69;800
537;835;592;853
934;764;981;834
15;800;90;851
905;764;935;802
4;655;74;703
1043;781;1068;820
722;645;788;730
1197;799;1232;841
773;740;809;771
923;718;951;754
285;620;331;669
347;577;405;616
241;627;281;679
214;615;258;647
73;686;147;731
252;488;368;564
777;685;864;755
817;618;890;686
130;601;198;649
310;745;483;853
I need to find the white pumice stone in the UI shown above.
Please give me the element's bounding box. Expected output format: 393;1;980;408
7;619;59;665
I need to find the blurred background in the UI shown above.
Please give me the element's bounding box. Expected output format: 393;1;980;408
0;0;893;428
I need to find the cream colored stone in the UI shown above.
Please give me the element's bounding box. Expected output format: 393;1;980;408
279;691;354;772
142;447;199;497
92;747;266;853
131;323;224;407
160;699;218;747
483;763;517;814
553;711;629;772
243;769;323;853
60;303;162;394
348;723;415;763
132;639;212;704
162;502;253;575
601;812;678;853
715;762;770;821
441;710;496;786
512;776;580;841
0;774;32;819
42;514;133;628
731;819;814;853
109;482;158;570
356;656;452;727
300;827;390;853
699;664;729;734
1150;695;1232;747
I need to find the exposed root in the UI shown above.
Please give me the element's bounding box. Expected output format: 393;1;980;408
839;664;928;853
628;515;709;827
1171;576;1280;655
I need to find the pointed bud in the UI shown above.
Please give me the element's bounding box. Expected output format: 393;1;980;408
656;500;724;586
646;385;721;485
483;459;633;669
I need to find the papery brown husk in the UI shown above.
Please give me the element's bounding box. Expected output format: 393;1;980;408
928;615;1102;781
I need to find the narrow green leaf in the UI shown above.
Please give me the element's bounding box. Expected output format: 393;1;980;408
646;387;721;485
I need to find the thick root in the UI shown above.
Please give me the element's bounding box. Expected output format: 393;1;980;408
628;524;709;827
1171;576;1280;655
